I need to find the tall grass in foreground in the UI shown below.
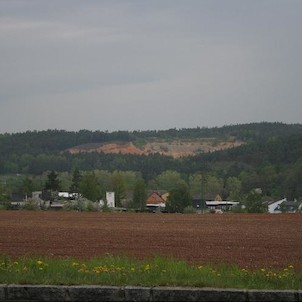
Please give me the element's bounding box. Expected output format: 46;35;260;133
0;255;301;290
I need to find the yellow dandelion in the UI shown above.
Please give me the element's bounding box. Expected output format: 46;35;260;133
288;265;294;269
37;260;43;265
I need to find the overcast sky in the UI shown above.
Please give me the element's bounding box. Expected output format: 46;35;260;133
0;0;301;134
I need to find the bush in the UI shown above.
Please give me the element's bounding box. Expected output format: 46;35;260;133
86;201;98;212
0;201;11;210
22;199;39;210
183;205;196;214
231;205;246;213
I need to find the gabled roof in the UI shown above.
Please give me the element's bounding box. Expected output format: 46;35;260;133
11;192;26;202
161;192;170;202
283;200;302;207
146;192;165;205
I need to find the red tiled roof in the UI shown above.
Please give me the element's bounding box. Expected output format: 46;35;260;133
146;192;165;205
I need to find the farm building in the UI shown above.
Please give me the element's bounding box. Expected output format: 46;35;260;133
205;200;240;212
146;191;168;212
266;198;302;213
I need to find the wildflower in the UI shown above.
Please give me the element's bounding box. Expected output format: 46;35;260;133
144;264;150;271
72;262;79;267
260;268;266;272
198;266;203;270
78;268;89;273
37;260;43;265
288;265;294;269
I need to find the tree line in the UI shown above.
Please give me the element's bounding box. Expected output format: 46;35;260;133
0;122;302;203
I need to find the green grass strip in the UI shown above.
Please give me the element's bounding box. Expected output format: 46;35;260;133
0;255;301;290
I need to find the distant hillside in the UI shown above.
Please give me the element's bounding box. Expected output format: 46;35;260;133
66;138;244;158
0;122;301;156
0;122;302;176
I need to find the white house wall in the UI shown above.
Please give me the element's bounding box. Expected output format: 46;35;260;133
268;198;286;213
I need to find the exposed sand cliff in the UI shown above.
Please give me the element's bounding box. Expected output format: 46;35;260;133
67;139;243;158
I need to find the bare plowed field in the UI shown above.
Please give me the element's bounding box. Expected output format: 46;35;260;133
0;211;301;270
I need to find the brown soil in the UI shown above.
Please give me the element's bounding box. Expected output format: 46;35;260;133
67;139;243;158
1;211;301;271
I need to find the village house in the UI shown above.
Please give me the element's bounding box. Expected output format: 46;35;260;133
145;191;168;212
7;187;302;214
266;198;302;213
10;192;27;209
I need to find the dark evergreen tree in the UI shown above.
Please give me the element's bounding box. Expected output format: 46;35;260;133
80;172;100;202
132;178;147;210
69;168;82;193
110;172;125;207
44;170;61;191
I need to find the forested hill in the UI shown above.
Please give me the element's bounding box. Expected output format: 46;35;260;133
0;122;301;155
0;122;302;178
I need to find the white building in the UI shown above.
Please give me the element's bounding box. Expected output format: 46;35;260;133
267;198;287;213
106;192;115;208
100;192;115;208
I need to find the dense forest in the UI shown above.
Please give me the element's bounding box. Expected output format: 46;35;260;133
1;122;302;203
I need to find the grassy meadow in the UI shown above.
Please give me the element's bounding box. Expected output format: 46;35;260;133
0;255;301;290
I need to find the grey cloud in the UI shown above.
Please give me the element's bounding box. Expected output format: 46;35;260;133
0;0;301;133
